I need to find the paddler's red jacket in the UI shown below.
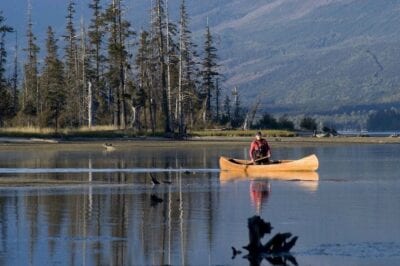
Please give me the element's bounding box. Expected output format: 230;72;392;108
249;138;271;160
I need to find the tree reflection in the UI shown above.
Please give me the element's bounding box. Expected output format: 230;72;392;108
0;144;308;265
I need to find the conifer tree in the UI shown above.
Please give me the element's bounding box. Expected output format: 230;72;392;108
63;0;83;127
103;0;134;128
41;27;65;131
88;0;107;123
165;0;173;130
214;78;220;122
177;0;198;134
231;87;244;128
0;11;13;126
11;32;19;116
22;0;40;122
222;94;231;124
136;30;152;132
201;22;219;124
78;19;93;127
150;0;171;133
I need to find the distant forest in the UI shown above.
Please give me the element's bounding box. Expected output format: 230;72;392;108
367;108;400;131
0;0;248;134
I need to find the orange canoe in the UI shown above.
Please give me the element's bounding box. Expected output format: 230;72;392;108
219;154;319;173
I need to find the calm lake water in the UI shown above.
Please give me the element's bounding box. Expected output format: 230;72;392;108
0;142;399;266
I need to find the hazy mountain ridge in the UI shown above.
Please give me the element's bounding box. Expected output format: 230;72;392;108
207;0;400;117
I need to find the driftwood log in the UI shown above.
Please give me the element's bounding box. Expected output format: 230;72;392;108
241;215;298;266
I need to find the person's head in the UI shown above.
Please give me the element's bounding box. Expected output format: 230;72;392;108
255;131;262;140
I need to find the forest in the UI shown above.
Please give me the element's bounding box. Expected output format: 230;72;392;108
0;0;246;135
366;108;400;131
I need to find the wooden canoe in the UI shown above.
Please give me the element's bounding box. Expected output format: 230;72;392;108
219;154;319;173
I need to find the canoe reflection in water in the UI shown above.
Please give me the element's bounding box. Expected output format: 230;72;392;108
220;171;319;213
219;170;319;182
219;171;319;192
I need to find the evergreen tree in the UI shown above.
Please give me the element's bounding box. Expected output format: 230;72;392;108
0;11;13;126
78;19;93;127
11;32;19;116
367;109;400;131
278;115;294;130
177;0;198;134
165;0;173;130
231;87;244;127
103;0;134;129
64;0;78;81
300;116;317;131
201;22;219;124
136;30;152;132
22;0;40;121
150;0;171;133
220;94;231;125
214;78;220;122
41;27;66;131
63;0;82;127
88;0;107;123
255;113;278;129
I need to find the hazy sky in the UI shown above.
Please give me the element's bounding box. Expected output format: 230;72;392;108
0;0;206;71
0;0;187;46
0;0;156;62
1;1;101;40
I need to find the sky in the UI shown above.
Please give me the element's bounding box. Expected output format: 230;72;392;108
1;1;117;45
0;0;209;74
0;0;153;72
0;0;187;41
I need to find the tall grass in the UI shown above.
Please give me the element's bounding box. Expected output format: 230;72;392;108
0;126;127;138
0;127;55;134
191;129;297;137
0;127;297;138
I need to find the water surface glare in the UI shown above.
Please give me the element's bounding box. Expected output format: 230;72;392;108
0;167;219;174
0;142;399;266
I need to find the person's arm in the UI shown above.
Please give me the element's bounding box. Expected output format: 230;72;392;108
266;141;271;158
249;141;255;161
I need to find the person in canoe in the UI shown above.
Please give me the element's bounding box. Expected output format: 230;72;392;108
249;131;271;165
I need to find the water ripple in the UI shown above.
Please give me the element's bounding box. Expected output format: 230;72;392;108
0;168;220;174
304;242;400;258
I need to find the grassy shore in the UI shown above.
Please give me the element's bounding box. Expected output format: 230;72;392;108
1;127;400;145
0;127;295;139
191;129;297;137
0;126;138;139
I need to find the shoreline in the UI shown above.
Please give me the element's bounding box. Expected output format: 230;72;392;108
0;135;400;146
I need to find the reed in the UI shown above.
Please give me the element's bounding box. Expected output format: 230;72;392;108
0;127;55;134
191;129;297;137
0;126;131;138
0;127;297;139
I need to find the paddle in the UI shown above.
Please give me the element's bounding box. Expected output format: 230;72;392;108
245;156;271;165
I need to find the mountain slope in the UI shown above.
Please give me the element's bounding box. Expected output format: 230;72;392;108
200;0;400;115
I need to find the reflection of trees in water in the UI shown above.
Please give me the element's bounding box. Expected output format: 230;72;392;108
2;146;219;184
0;145;227;264
0;173;223;265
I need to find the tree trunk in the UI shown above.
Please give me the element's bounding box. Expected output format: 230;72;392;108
157;1;171;133
166;0;173;131
88;81;93;128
